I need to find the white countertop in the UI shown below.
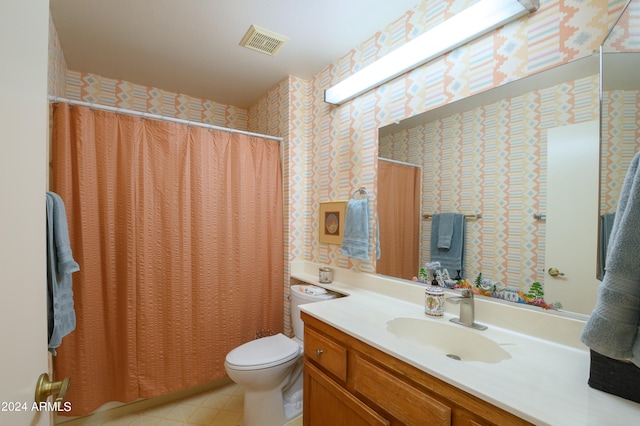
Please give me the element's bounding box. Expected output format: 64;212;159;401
291;261;640;426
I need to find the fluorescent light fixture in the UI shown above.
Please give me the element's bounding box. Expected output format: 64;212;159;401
324;0;540;105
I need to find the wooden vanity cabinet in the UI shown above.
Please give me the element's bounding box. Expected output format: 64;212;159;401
302;312;531;426
304;362;390;426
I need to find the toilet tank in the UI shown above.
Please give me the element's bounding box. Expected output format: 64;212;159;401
290;284;336;341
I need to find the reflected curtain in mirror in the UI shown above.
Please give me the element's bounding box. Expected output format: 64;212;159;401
50;103;284;415
377;159;420;280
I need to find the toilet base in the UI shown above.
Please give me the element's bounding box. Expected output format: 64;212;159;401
243;388;285;426
243;387;302;426
283;388;303;420
242;363;303;426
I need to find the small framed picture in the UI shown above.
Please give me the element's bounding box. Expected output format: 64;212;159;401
319;201;347;245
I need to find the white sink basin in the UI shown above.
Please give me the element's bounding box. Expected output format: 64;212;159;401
386;317;512;363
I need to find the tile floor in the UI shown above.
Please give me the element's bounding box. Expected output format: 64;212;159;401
60;382;303;426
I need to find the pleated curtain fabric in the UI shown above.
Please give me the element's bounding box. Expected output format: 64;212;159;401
50;103;284;415
376;160;421;280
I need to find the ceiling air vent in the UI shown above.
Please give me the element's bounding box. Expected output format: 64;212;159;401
239;25;289;56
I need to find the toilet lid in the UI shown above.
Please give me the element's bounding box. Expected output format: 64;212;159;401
226;333;300;370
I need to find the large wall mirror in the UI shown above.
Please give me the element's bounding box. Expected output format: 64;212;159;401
376;0;639;318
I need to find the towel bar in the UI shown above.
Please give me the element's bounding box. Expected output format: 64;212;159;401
352;187;369;199
422;213;482;220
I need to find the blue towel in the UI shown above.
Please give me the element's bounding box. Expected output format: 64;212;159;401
376;216;380;260
598;213;615;280
437;212;456;249
581;152;640;367
46;192;80;355
430;213;465;277
341;199;370;260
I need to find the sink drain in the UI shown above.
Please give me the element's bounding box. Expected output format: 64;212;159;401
446;354;461;361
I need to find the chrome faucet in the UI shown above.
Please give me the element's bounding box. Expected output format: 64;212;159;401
447;289;487;330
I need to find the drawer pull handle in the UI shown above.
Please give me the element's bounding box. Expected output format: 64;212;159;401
315;349;324;356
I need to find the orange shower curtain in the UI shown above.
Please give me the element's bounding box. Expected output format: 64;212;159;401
50;103;284;415
377;159;420;280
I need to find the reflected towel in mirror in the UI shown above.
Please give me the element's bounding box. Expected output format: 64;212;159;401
430;213;464;277
437;212;456;249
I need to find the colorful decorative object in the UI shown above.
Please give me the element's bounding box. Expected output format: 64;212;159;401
424;285;445;318
414;268;561;311
449;274;561;311
417;267;429;283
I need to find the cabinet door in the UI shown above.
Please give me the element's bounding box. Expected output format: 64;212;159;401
304;361;390;426
351;354;451;425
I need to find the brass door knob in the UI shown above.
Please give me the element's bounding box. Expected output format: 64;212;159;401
34;373;70;404
548;267;565;277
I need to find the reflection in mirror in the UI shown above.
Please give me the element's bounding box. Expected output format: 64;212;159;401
377;158;421;280
377;55;601;316
598;0;640;279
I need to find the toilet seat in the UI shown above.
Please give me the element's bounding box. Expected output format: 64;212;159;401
225;333;301;370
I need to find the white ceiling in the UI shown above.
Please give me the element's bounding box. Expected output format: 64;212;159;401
50;0;419;109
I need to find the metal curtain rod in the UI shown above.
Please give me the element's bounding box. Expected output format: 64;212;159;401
47;96;283;142
378;157;421;168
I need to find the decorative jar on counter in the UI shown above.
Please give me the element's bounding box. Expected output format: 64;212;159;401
424;285;444;318
319;267;333;283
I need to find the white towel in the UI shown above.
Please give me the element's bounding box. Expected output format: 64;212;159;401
581;152;640;366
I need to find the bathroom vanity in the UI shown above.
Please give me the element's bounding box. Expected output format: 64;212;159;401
292;262;640;425
303;312;527;425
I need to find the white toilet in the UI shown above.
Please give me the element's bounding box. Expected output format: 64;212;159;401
224;284;336;426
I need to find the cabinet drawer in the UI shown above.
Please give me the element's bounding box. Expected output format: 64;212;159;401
304;326;348;382
352;354;451;425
